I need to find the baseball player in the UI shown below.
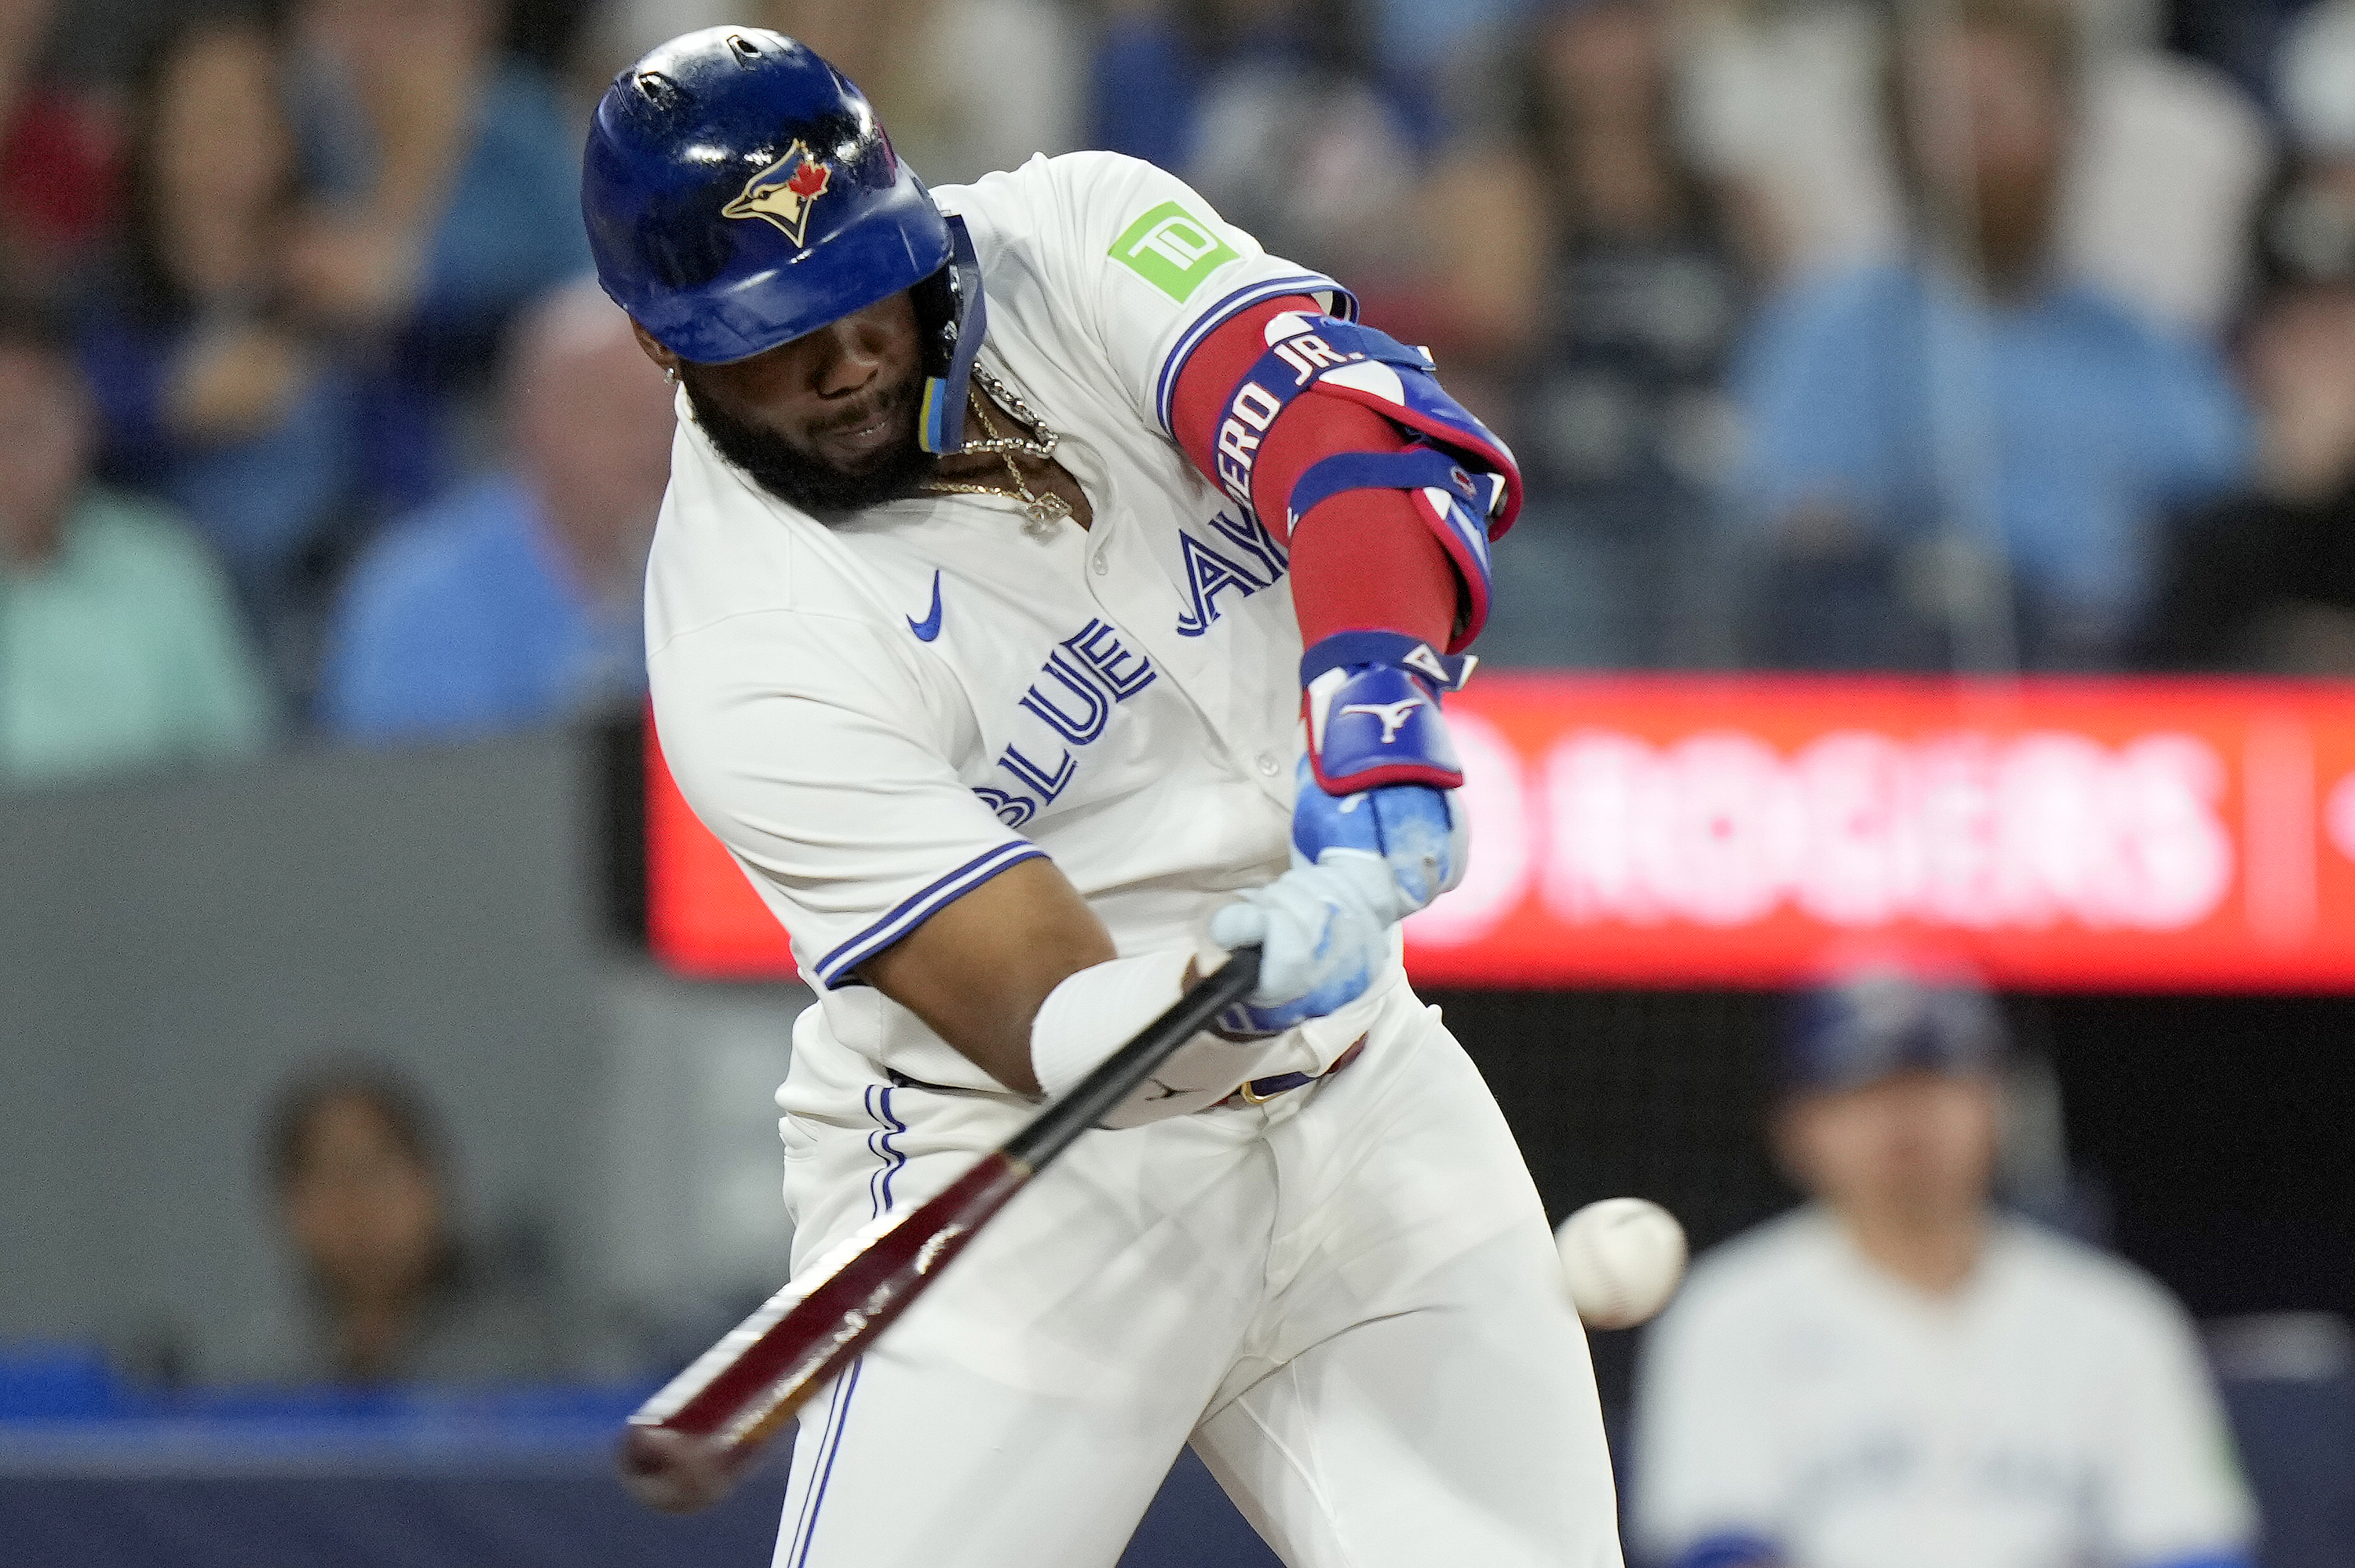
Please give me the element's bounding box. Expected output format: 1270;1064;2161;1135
582;27;1619;1568
1632;968;2254;1568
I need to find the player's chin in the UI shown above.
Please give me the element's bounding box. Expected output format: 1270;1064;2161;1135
693;383;929;514
805;425;933;511
813;407;915;473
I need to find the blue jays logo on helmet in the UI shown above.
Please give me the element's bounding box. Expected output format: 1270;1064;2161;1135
721;139;832;249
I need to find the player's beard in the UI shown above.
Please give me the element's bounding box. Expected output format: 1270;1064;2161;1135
683;373;935;517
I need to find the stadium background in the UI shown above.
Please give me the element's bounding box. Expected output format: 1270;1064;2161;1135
2;0;2351;1562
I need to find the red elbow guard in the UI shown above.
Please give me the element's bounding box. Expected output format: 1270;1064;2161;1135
1170;297;1502;651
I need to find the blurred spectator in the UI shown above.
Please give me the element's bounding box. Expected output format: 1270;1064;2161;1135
2264;0;2355;290
76;13;363;662
2175;0;2318;105
2150;4;2355;673
2054;27;2271;340
1681;0;2271;334
0;298;273;788
1676;1;1891;290
0;0;122;289
1090;0;1430;286
283;0;592;496
1359;0;1527;98
1090;0;1194;172
244;1060;565;1384
754;0;1080;186
319;282;670;743
1729;0;2251;671
505;0;605;78
589;1;1079;185
1429;0;1754;668
1632;966;2256;1568
2145;283;2355;672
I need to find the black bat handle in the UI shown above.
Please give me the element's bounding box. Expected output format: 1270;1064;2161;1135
1003;946;1263;1169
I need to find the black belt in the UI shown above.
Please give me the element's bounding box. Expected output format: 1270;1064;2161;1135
1221;1035;1366;1107
882;1034;1369;1108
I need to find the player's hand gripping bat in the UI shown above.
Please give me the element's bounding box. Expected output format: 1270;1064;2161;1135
616;945;1265;1513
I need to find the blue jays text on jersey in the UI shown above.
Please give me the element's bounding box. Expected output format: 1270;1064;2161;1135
974;616;1158;828
969;505;1293;827
1174;509;1288;637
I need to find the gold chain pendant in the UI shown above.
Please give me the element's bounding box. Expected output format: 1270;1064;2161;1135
1020;490;1073;538
1023;492;1072;527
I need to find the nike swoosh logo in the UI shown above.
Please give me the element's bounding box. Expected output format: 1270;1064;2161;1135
907;569;943;642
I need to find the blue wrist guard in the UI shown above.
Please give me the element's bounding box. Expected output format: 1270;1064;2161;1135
1292;630;1473;910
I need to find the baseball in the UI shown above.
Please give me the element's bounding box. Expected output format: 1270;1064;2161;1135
1556;1198;1688;1329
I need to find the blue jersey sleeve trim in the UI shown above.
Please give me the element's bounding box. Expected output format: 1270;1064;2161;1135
813;841;1050;987
1674;1531;1783;1568
1152;271;1356;437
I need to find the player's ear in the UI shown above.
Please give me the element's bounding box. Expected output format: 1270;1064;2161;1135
631;319;683;381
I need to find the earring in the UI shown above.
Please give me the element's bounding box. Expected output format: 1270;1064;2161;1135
665;366;680;387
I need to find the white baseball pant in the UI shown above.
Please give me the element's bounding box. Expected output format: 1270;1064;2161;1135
768;977;1624;1568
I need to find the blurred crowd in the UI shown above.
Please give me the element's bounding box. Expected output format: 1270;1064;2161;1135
3;0;2355;792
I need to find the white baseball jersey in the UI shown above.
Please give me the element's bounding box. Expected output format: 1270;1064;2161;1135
647;150;1393;1094
1632;1206;2254;1568
644;149;1624;1568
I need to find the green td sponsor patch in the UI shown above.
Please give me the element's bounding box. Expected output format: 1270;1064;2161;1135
1109;202;1238;303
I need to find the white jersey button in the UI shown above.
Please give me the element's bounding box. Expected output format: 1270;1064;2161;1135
1255;752;1280;776
1092;550;1108;575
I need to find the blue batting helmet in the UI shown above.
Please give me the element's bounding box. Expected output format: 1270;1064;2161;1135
581;27;985;449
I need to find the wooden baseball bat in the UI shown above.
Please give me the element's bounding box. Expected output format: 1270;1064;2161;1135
617;945;1264;1512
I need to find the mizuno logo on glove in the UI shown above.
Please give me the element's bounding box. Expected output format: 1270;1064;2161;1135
1338;697;1424;744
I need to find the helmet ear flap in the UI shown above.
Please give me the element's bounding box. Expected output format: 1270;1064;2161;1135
910;264;956;377
917;214;988;454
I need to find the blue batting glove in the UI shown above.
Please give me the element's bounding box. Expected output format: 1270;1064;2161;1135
1206;853;1404;1034
1291;758;1466;909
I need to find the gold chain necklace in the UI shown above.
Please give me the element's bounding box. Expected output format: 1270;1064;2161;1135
920;371;1074;538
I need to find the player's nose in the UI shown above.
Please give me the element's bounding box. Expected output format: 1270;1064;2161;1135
808;315;889;398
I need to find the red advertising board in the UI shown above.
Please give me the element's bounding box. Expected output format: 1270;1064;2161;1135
644;730;799;978
648;676;2355;992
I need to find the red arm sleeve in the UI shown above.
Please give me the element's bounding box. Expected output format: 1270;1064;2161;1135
1167;297;1460;653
